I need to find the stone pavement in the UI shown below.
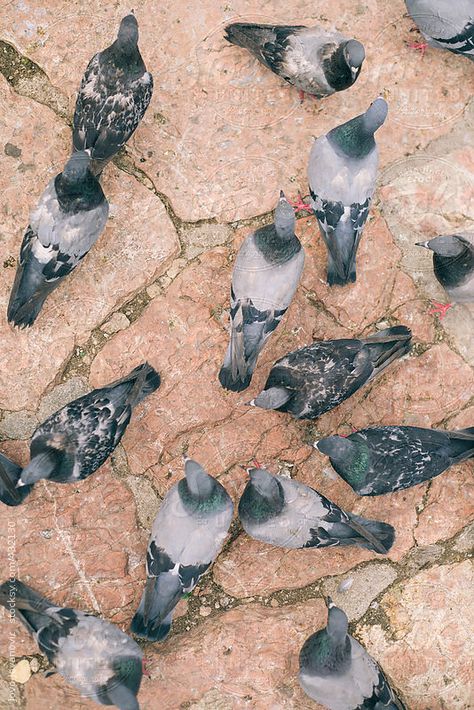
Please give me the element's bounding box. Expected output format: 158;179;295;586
0;1;473;708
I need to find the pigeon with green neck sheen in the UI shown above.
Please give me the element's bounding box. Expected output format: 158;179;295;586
73;14;153;175
131;458;233;642
7;151;109;328
316;425;474;495
0;580;143;710
308;98;388;286
224;22;365;98
416;233;474;303
299;597;406;709
238;467;395;554
219;191;304;392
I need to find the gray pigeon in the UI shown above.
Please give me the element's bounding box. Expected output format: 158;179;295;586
239;467;394;554
12;363;160;492
224;23;365;98
130;458;234;641
316;425;474;495
73;14;153;175
250;326;411;420
416;234;474;316
7;151;109;328
308;98;388;286
405;0;474;61
219;191;305;392
0;452;33;506
299;597;406;709
0;579;143;710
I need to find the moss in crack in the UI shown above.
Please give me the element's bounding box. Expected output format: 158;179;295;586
0;40;69;119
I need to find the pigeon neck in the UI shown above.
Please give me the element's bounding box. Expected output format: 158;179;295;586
238;478;285;523
55;171;105;213
327;115;376;159
336;438;370;486
323;43;359;91
178;476;225;514
107;38;144;74
254;223;301;263
301;630;351;677
433;243;474;288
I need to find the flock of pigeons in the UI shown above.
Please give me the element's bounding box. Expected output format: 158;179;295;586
1;3;473;710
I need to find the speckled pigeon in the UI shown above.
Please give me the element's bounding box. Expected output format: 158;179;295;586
14;362;160;491
238;467;395;554
316;425;474;495
299;597;406;709
250;326;411;420
73;14;153;175
416;233;474;307
224;23;365;98
308;98;388;286
0;452;33;506
405;0;474;60
131;458;234;642
219;191;305;392
7;151;109;328
0;579;143;710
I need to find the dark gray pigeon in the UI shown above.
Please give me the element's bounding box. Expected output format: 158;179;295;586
315;425;474;495
219;191;305;392
7;151;109;328
0;579;143;710
405;0;474;61
308;98;388;286
238;467;394;554
131;458;234;641
224;23;365;98
299;597;406;709
73;14;153;175
250;326;411;420
12;362;160;492
416;234;474;316
0;452;33;506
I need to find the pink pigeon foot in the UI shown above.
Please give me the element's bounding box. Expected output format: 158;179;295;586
142;657;151;678
429;301;453;319
289;193;312;213
407;40;428;57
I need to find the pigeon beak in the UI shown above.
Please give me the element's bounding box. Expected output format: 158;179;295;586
279;190;286;201
350;66;358;79
15;479;26;488
313;440;320;451
415;241;430;249
244;400;255;407
326;596;335;608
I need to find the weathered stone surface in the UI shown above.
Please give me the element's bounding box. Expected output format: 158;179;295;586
321;562;398;621
357;562;474;709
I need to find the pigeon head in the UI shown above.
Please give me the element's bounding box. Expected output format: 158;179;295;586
274;191;296;240
343;39;365;78
363;97;388;134
106;654;143;707
183;458;215;499
416;235;471;258
117;14;139;48
17;448;63;487
326;597;349;643
61;151;91;185
314;435;355;462
238;467;285;522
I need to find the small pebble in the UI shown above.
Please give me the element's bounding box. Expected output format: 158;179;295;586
199;606;212;617
29;658;40;673
11;659;31;684
338;577;354;593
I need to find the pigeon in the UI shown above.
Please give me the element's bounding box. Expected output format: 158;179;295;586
405;0;474;61
416;233;474;318
14;363;160;490
73;14;153;175
308;98;388;286
131;458;234;641
250;326;411;420
0;452;33;506
238;467;395;554
224;23;365;99
219;191;305;392
7;151;109;328
0;579;143;710
315;425;474;495
299;597;406;709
